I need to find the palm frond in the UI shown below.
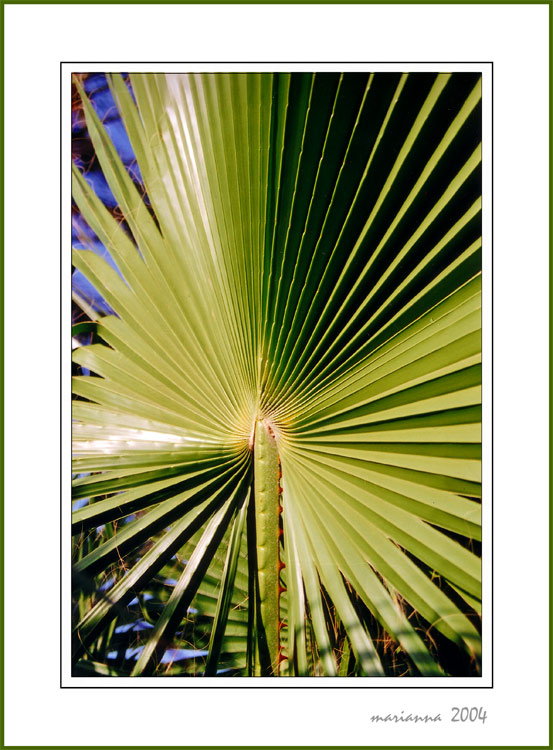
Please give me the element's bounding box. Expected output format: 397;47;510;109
72;71;482;677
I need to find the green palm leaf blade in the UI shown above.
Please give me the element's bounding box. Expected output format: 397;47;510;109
152;531;250;675
280;498;309;676
72;70;482;677
287;474;384;677
286;449;480;654
131;472;250;676
73;461;249;658
204;489;250;676
293;479;445;676
264;75;481;403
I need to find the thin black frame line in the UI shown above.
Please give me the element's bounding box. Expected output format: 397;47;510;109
62;63;493;690
62;60;493;64
490;60;495;691
59;53;64;694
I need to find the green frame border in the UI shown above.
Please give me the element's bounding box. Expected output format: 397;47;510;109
1;1;551;748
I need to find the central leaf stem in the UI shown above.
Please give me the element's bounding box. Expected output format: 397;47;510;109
253;418;281;675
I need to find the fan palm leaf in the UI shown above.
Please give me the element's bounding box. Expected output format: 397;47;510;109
72;71;482;677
